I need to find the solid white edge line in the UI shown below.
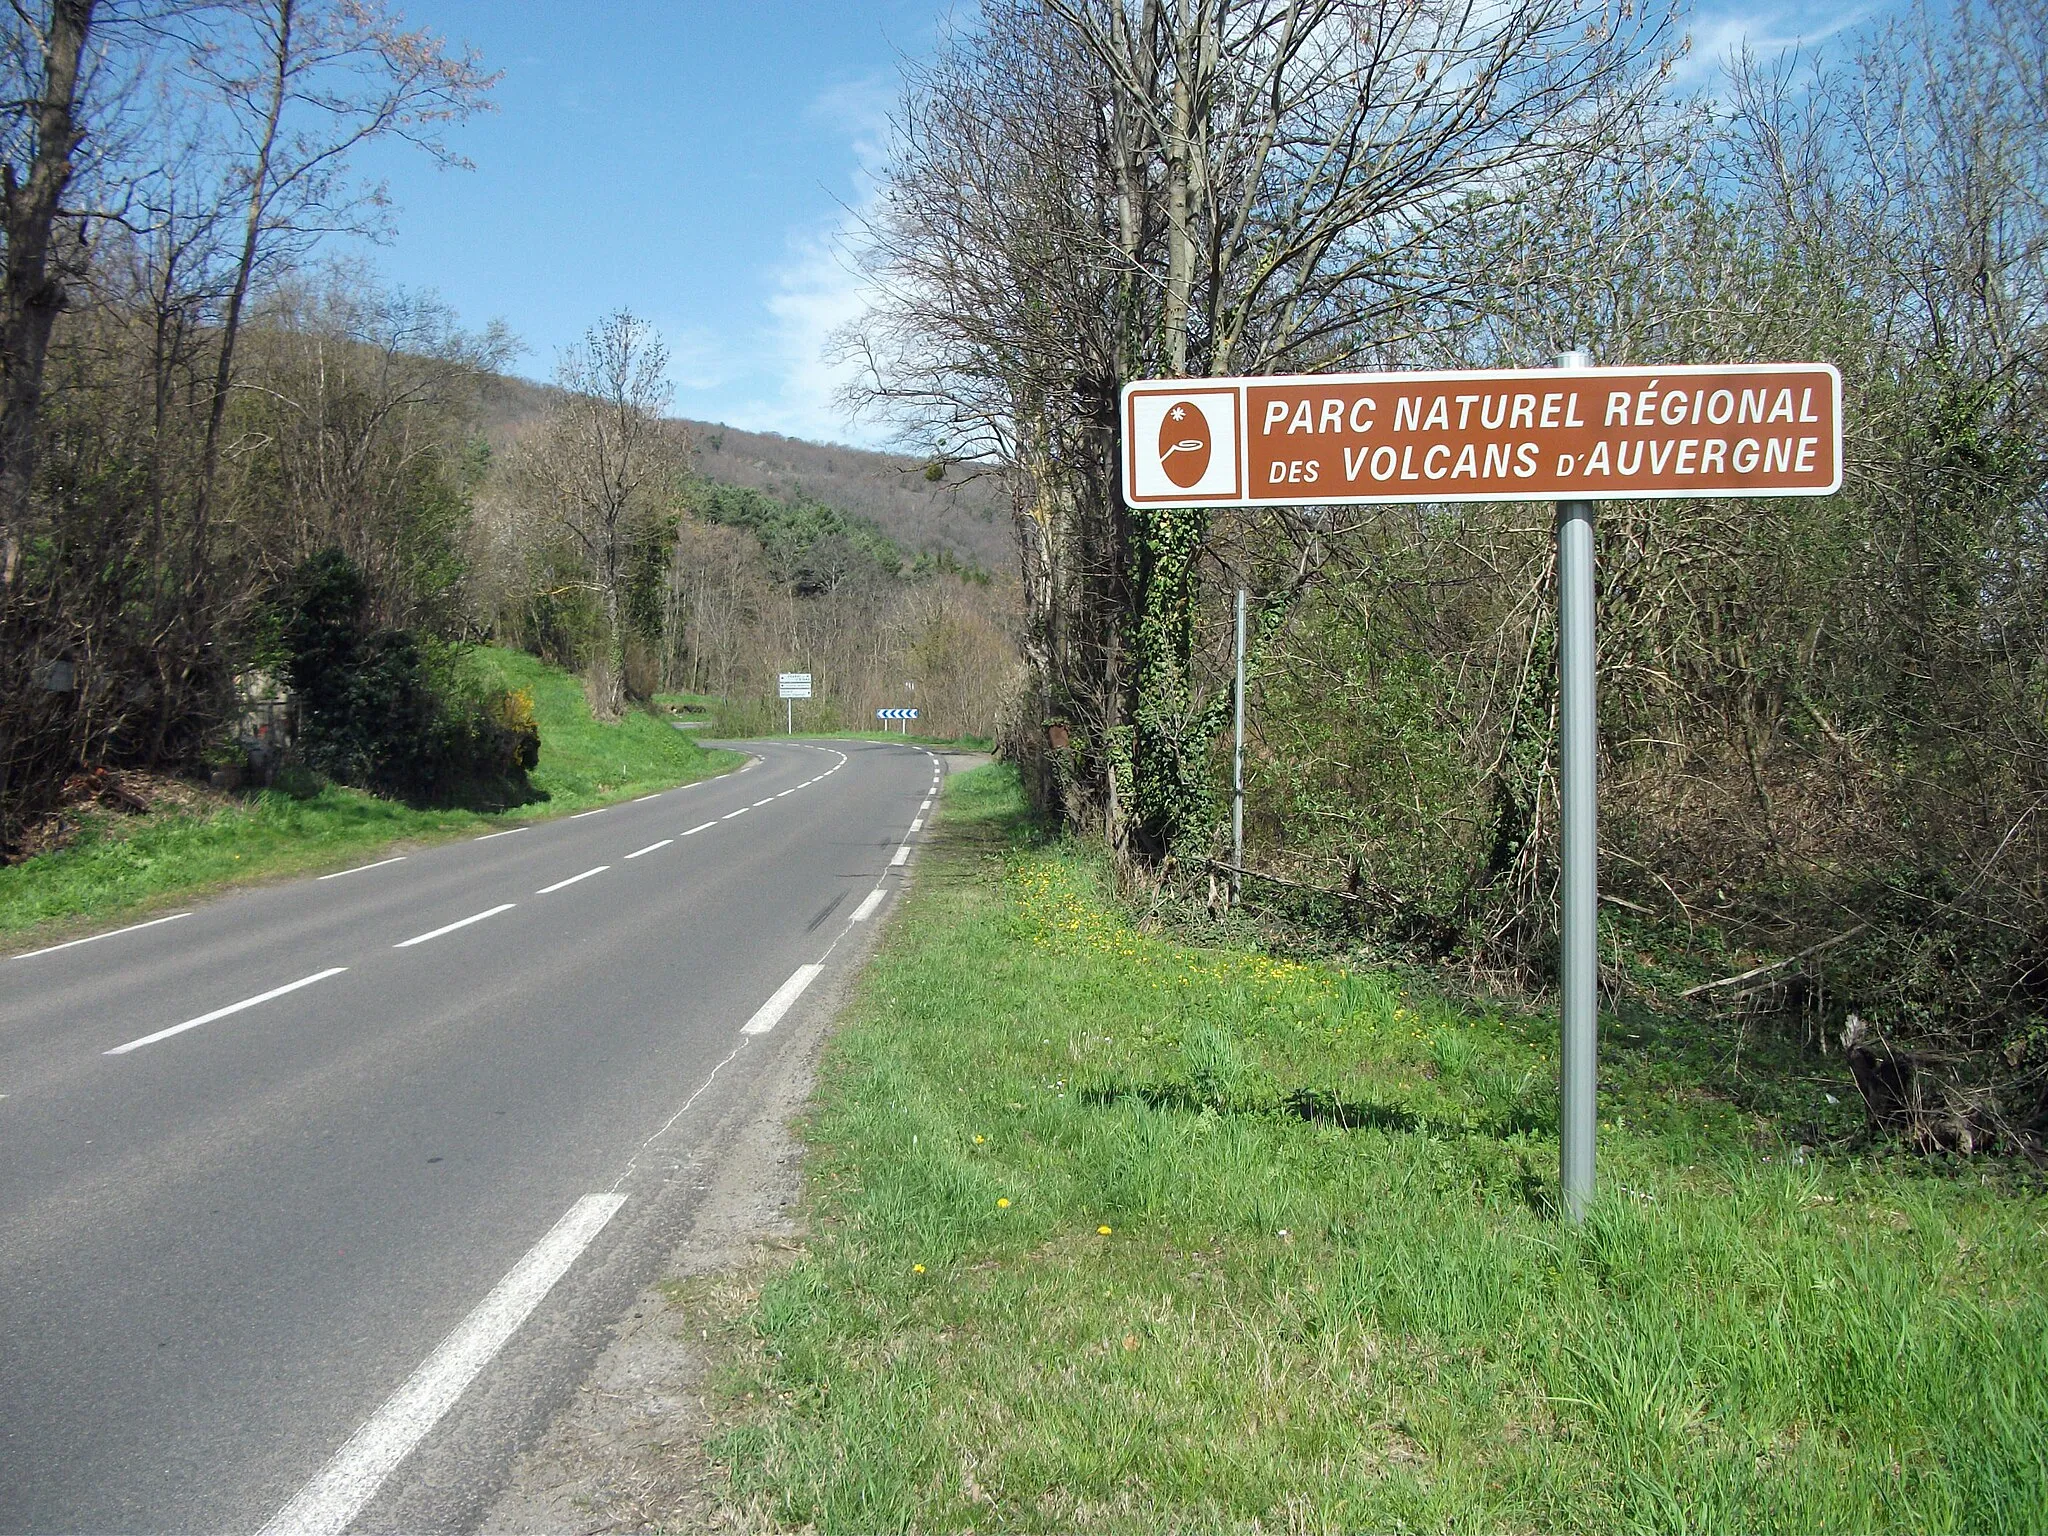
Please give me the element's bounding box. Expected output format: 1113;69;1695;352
104;967;347;1055
255;1193;627;1536
318;856;407;881
13;910;191;961
568;808;608;820
741;963;825;1035
624;839;672;859
472;827;527;842
634;793;662;802
890;845;911;867
850;889;887;922
393;903;516;948
536;867;608;895
681;821;716;836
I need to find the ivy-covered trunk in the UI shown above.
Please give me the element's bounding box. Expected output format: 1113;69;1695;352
1115;499;1222;867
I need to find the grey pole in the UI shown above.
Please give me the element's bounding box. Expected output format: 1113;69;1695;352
787;698;793;735
1555;348;1598;1224
1232;587;1247;906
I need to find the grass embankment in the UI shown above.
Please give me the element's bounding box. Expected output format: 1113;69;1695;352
707;764;2048;1534
0;647;741;943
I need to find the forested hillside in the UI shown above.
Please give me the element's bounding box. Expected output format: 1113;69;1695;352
477;371;1012;569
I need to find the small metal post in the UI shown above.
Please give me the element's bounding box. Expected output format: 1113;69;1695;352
1555;348;1598;1224
787;698;793;735
1232;587;1246;906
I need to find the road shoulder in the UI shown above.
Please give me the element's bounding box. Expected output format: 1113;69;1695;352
475;763;925;1534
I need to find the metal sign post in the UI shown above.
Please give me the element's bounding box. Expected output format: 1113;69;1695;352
1120;359;1844;1223
1553;351;1598;1224
1233;588;1247;906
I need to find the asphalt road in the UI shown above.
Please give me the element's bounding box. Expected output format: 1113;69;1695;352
0;738;941;1535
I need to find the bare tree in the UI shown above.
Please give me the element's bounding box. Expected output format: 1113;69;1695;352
512;310;683;719
848;0;1677;862
233;268;515;625
178;0;495;539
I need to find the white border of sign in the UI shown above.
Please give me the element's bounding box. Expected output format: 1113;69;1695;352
1122;362;1844;508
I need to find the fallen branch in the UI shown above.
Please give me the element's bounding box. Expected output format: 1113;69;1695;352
1679;924;1870;999
1204;859;1398;906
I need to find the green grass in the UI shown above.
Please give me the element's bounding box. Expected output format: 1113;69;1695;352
708;764;2048;1534
462;648;741;805
653;691;721;715
0;647;742;944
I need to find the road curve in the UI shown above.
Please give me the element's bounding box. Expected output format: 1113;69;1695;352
0;738;942;1534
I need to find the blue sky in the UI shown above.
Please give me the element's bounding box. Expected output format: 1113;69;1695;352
342;1;1873;449
342;2;937;446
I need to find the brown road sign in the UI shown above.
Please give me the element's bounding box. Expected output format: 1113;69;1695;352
1122;363;1842;508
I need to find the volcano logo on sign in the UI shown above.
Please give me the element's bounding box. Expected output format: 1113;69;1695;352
1157;401;1213;489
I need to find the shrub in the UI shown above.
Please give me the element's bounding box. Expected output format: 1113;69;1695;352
277;550;538;806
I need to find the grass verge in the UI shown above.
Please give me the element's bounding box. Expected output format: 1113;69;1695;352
0;646;742;944
708;764;2048;1534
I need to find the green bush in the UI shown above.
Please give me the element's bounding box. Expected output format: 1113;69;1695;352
278;550;539;806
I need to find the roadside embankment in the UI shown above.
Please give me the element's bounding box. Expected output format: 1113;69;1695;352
693;763;2047;1533
1;647;741;947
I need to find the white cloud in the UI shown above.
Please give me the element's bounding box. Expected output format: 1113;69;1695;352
703;76;899;448
1675;0;1877;92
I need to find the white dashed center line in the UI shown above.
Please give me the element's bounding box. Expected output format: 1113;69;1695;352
13;911;191;961
105;967;348;1055
394;903;516;948
536;868;608;895
624;840;672;859
319;856;406;881
681;821;716;836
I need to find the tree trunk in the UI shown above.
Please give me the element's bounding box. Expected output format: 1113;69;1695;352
197;0;293;550
0;0;95;590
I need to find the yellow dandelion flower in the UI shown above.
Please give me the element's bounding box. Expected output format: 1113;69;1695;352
913;1263;925;1273
973;1134;985;1144
1098;1225;1113;1235
997;1197;1011;1208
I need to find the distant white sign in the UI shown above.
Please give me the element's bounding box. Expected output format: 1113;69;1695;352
778;673;812;699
